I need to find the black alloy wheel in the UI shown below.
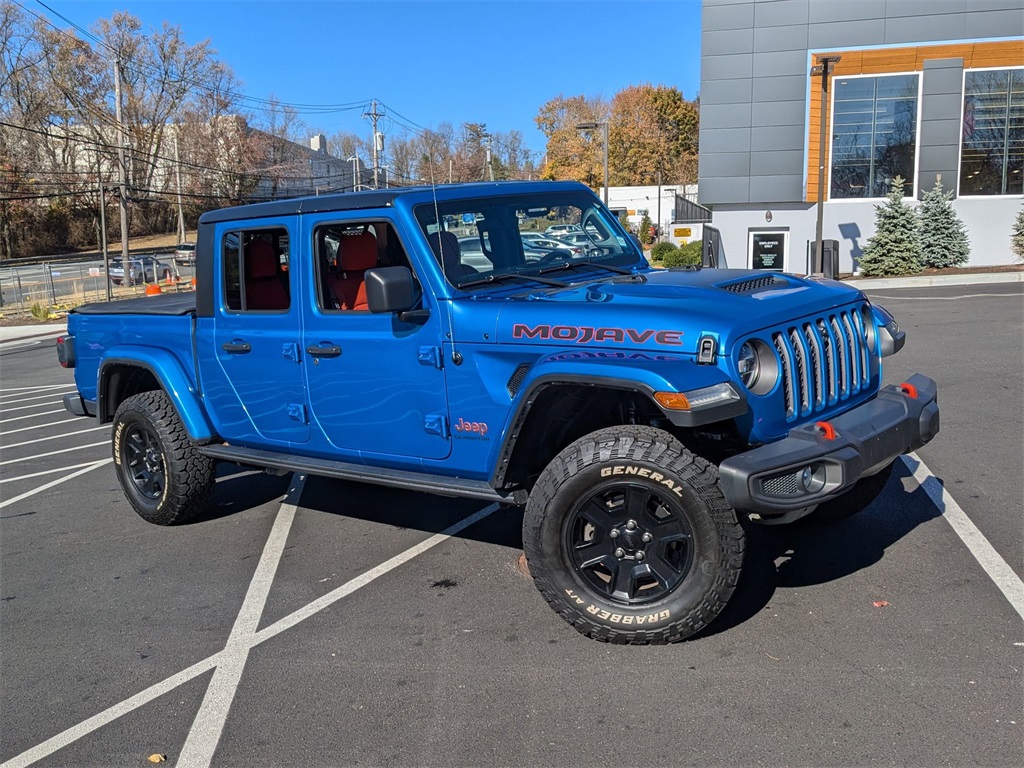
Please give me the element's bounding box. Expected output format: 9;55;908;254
564;483;695;605
123;423;166;500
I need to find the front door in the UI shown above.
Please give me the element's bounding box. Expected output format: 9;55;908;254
300;213;451;460
201;217;310;445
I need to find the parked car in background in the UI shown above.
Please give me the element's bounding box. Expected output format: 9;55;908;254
456;235;495;272
522;235;583;256
555;232;597;250
544;223;582;236
108;256;176;285
173;243;196;266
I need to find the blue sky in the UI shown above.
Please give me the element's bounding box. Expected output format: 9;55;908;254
42;0;702;155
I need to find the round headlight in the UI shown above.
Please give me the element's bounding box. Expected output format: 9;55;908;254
737;341;760;388
736;339;779;396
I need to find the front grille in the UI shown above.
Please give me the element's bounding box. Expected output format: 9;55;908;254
771;306;871;421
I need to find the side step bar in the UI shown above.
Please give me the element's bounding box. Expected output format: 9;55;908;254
199;444;527;506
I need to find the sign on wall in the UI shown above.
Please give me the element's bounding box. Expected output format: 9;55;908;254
749;231;786;271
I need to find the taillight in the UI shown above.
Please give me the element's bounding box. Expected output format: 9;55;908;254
56;335;76;368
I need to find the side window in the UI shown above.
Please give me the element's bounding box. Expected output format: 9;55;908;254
223;226;290;312
314;223;381;312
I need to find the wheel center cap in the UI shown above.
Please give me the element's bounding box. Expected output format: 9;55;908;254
611;520;651;560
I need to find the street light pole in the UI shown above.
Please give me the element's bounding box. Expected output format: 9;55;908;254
575;121;609;205
811;54;841;275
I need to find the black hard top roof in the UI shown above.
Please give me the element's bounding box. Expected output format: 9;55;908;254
197;180;589;224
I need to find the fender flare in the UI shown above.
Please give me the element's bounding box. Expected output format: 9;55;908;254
98;347;215;441
490;357;747;487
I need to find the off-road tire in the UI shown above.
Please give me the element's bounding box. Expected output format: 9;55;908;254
112;390;214;525
523;425;745;644
805;460;896;526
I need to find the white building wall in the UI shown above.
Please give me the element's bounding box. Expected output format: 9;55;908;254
601;185;700;233
708;197;1021;274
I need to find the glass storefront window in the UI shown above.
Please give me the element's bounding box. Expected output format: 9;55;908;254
960;68;1024;196
830;74;919;199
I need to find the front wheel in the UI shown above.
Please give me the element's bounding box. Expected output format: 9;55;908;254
112;390;215;525
523;426;745;644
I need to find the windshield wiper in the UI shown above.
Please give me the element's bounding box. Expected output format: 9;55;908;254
456;272;568;289
537;259;635;276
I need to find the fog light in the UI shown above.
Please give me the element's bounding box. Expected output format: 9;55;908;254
799;464;826;493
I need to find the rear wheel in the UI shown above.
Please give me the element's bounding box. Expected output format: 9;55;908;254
523;425;745;644
112;390;214;525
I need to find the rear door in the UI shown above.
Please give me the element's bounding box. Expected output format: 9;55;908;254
300;212;451;460
199;215;310;445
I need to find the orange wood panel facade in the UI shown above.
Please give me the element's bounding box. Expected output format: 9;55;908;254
805;40;1024;203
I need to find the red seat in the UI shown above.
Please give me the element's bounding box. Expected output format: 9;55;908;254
326;232;377;310
245;240;288;310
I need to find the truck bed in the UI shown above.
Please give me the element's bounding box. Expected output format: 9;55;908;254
73;292;196;316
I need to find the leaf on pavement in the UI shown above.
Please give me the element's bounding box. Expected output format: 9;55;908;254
872;600;890;608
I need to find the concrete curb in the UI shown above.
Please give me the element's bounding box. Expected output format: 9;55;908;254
845;271;1023;291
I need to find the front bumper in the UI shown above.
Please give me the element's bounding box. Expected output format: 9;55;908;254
718;373;939;516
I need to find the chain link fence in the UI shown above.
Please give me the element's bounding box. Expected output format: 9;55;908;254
0;258;195;313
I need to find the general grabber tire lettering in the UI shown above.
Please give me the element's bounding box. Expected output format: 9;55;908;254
804;460;896;526
112;390;214;525
523;425;745;644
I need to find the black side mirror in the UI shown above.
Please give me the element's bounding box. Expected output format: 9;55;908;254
365;266;425;321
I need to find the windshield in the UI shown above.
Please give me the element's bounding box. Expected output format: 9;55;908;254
414;191;643;289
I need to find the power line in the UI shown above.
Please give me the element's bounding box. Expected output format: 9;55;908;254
23;0;374;116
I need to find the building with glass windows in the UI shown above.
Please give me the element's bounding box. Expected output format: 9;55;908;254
698;0;1023;273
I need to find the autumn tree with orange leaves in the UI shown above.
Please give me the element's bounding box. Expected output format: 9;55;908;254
536;85;699;189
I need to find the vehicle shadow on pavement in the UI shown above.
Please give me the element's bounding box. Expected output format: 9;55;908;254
187;463;294;524
701;459;942;638
291;475;526;551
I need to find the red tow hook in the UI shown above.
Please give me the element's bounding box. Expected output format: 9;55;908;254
899;382;919;399
815;421;837;440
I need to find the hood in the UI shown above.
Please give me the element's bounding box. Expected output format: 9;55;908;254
452;268;866;354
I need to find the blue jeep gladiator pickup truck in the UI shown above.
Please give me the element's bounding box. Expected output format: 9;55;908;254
57;180;939;644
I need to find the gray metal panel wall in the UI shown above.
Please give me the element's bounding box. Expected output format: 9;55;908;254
698;0;1024;206
918;58;965;196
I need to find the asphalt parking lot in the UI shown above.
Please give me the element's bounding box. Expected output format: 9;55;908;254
1;282;1021;767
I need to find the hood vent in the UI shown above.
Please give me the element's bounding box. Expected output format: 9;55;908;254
720;275;785;294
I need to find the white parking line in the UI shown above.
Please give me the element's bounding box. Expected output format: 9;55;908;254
0;459;112;511
903;452;1024;621
0;384;76;394
178;475;306;768
868;292;1023;301
0;400;72;415
0;461;101;485
0;391;75;406
2;418;81;436
0;502;501;768
1;425;108;451
0;409;65;424
0;441;109;467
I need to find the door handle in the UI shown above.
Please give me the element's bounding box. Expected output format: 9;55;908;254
306;343;341;358
222;340;251;354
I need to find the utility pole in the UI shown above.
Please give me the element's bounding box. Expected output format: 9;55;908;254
173;135;186;243
811;54;841;274
656;168;662;243
485;135;495;181
98;167;111;301
113;58;130;263
363;99;384;189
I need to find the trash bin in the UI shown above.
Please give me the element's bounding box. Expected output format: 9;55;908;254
808;239;839;278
